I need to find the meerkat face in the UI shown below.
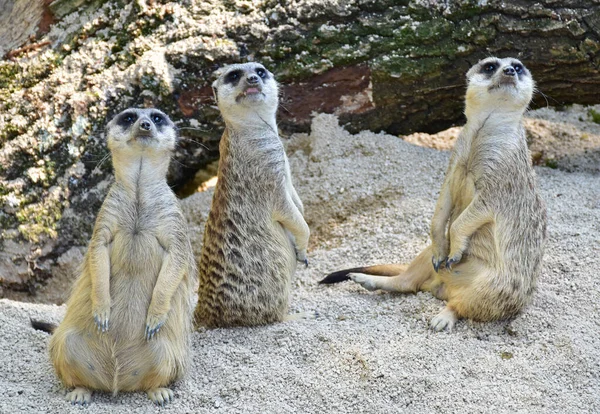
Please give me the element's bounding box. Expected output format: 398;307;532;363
212;62;279;123
465;57;534;114
106;108;176;154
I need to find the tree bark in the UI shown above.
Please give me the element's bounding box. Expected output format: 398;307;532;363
1;0;599;295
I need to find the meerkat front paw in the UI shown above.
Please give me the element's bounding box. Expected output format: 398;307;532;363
431;242;449;273
66;387;92;406
349;273;379;291
145;313;167;340
296;249;309;267
147;388;174;406
92;305;110;333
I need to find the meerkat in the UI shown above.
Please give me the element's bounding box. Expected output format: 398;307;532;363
31;108;197;405
194;62;310;328
320;57;547;331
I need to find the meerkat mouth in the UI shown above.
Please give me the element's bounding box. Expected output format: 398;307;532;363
489;78;518;91
127;132;156;144
244;87;261;95
236;87;265;102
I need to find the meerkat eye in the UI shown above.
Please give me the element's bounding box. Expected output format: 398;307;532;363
119;112;137;126
225;70;242;84
256;68;267;78
152;114;164;124
513;64;523;74
484;63;497;73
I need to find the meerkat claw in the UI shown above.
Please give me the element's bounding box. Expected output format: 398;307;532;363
445;253;462;271
432;256;445;273
147;388;174;406
303;258;309;268
93;313;109;332
145;321;164;340
66;388;92;406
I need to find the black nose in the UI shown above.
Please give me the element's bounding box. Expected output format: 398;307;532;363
247;74;259;84
140;120;151;131
503;66;516;76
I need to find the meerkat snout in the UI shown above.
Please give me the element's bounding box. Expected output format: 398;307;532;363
139;119;152;131
503;66;516;76
246;73;260;84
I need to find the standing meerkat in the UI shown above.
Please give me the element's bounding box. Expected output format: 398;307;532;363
195;62;310;328
321;57;547;331
32;108;197;405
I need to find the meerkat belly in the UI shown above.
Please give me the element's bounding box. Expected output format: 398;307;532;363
108;228;165;336
199;206;296;325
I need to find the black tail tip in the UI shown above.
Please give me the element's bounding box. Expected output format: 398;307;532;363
319;268;361;284
30;318;56;334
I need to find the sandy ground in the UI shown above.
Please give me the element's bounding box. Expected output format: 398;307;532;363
1;113;599;413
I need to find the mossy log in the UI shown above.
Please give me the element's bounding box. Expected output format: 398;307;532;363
1;0;599;296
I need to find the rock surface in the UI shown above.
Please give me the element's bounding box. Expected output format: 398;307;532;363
2;0;600;293
1;115;598;413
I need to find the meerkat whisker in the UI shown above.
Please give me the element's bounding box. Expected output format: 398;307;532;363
177;136;211;151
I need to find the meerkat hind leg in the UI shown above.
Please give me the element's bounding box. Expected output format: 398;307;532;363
147;387;174;406
430;305;458;331
66;387;92;406
350;248;436;293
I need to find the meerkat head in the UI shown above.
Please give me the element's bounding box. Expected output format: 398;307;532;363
465;57;534;119
106;108;177;156
211;62;279;127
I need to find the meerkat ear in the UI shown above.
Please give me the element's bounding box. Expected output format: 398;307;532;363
212;85;219;104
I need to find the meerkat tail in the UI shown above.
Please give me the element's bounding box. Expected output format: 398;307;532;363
319;264;406;284
30;318;57;334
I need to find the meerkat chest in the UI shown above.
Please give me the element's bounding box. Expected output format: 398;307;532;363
109;193;171;269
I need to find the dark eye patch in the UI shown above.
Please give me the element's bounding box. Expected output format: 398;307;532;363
117;112;137;127
151;113;164;125
512;63;524;75
480;61;499;76
256;67;268;79
224;70;243;86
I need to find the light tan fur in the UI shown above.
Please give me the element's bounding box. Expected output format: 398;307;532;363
47;109;197;405
321;57;547;331
195;63;310;328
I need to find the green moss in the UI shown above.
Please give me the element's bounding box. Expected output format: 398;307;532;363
500;351;513;360
371;56;447;81
0;63;21;89
0;124;22;145
588;109;600;124
15;197;64;242
445;1;487;20
545;158;558;169
0;212;18;232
